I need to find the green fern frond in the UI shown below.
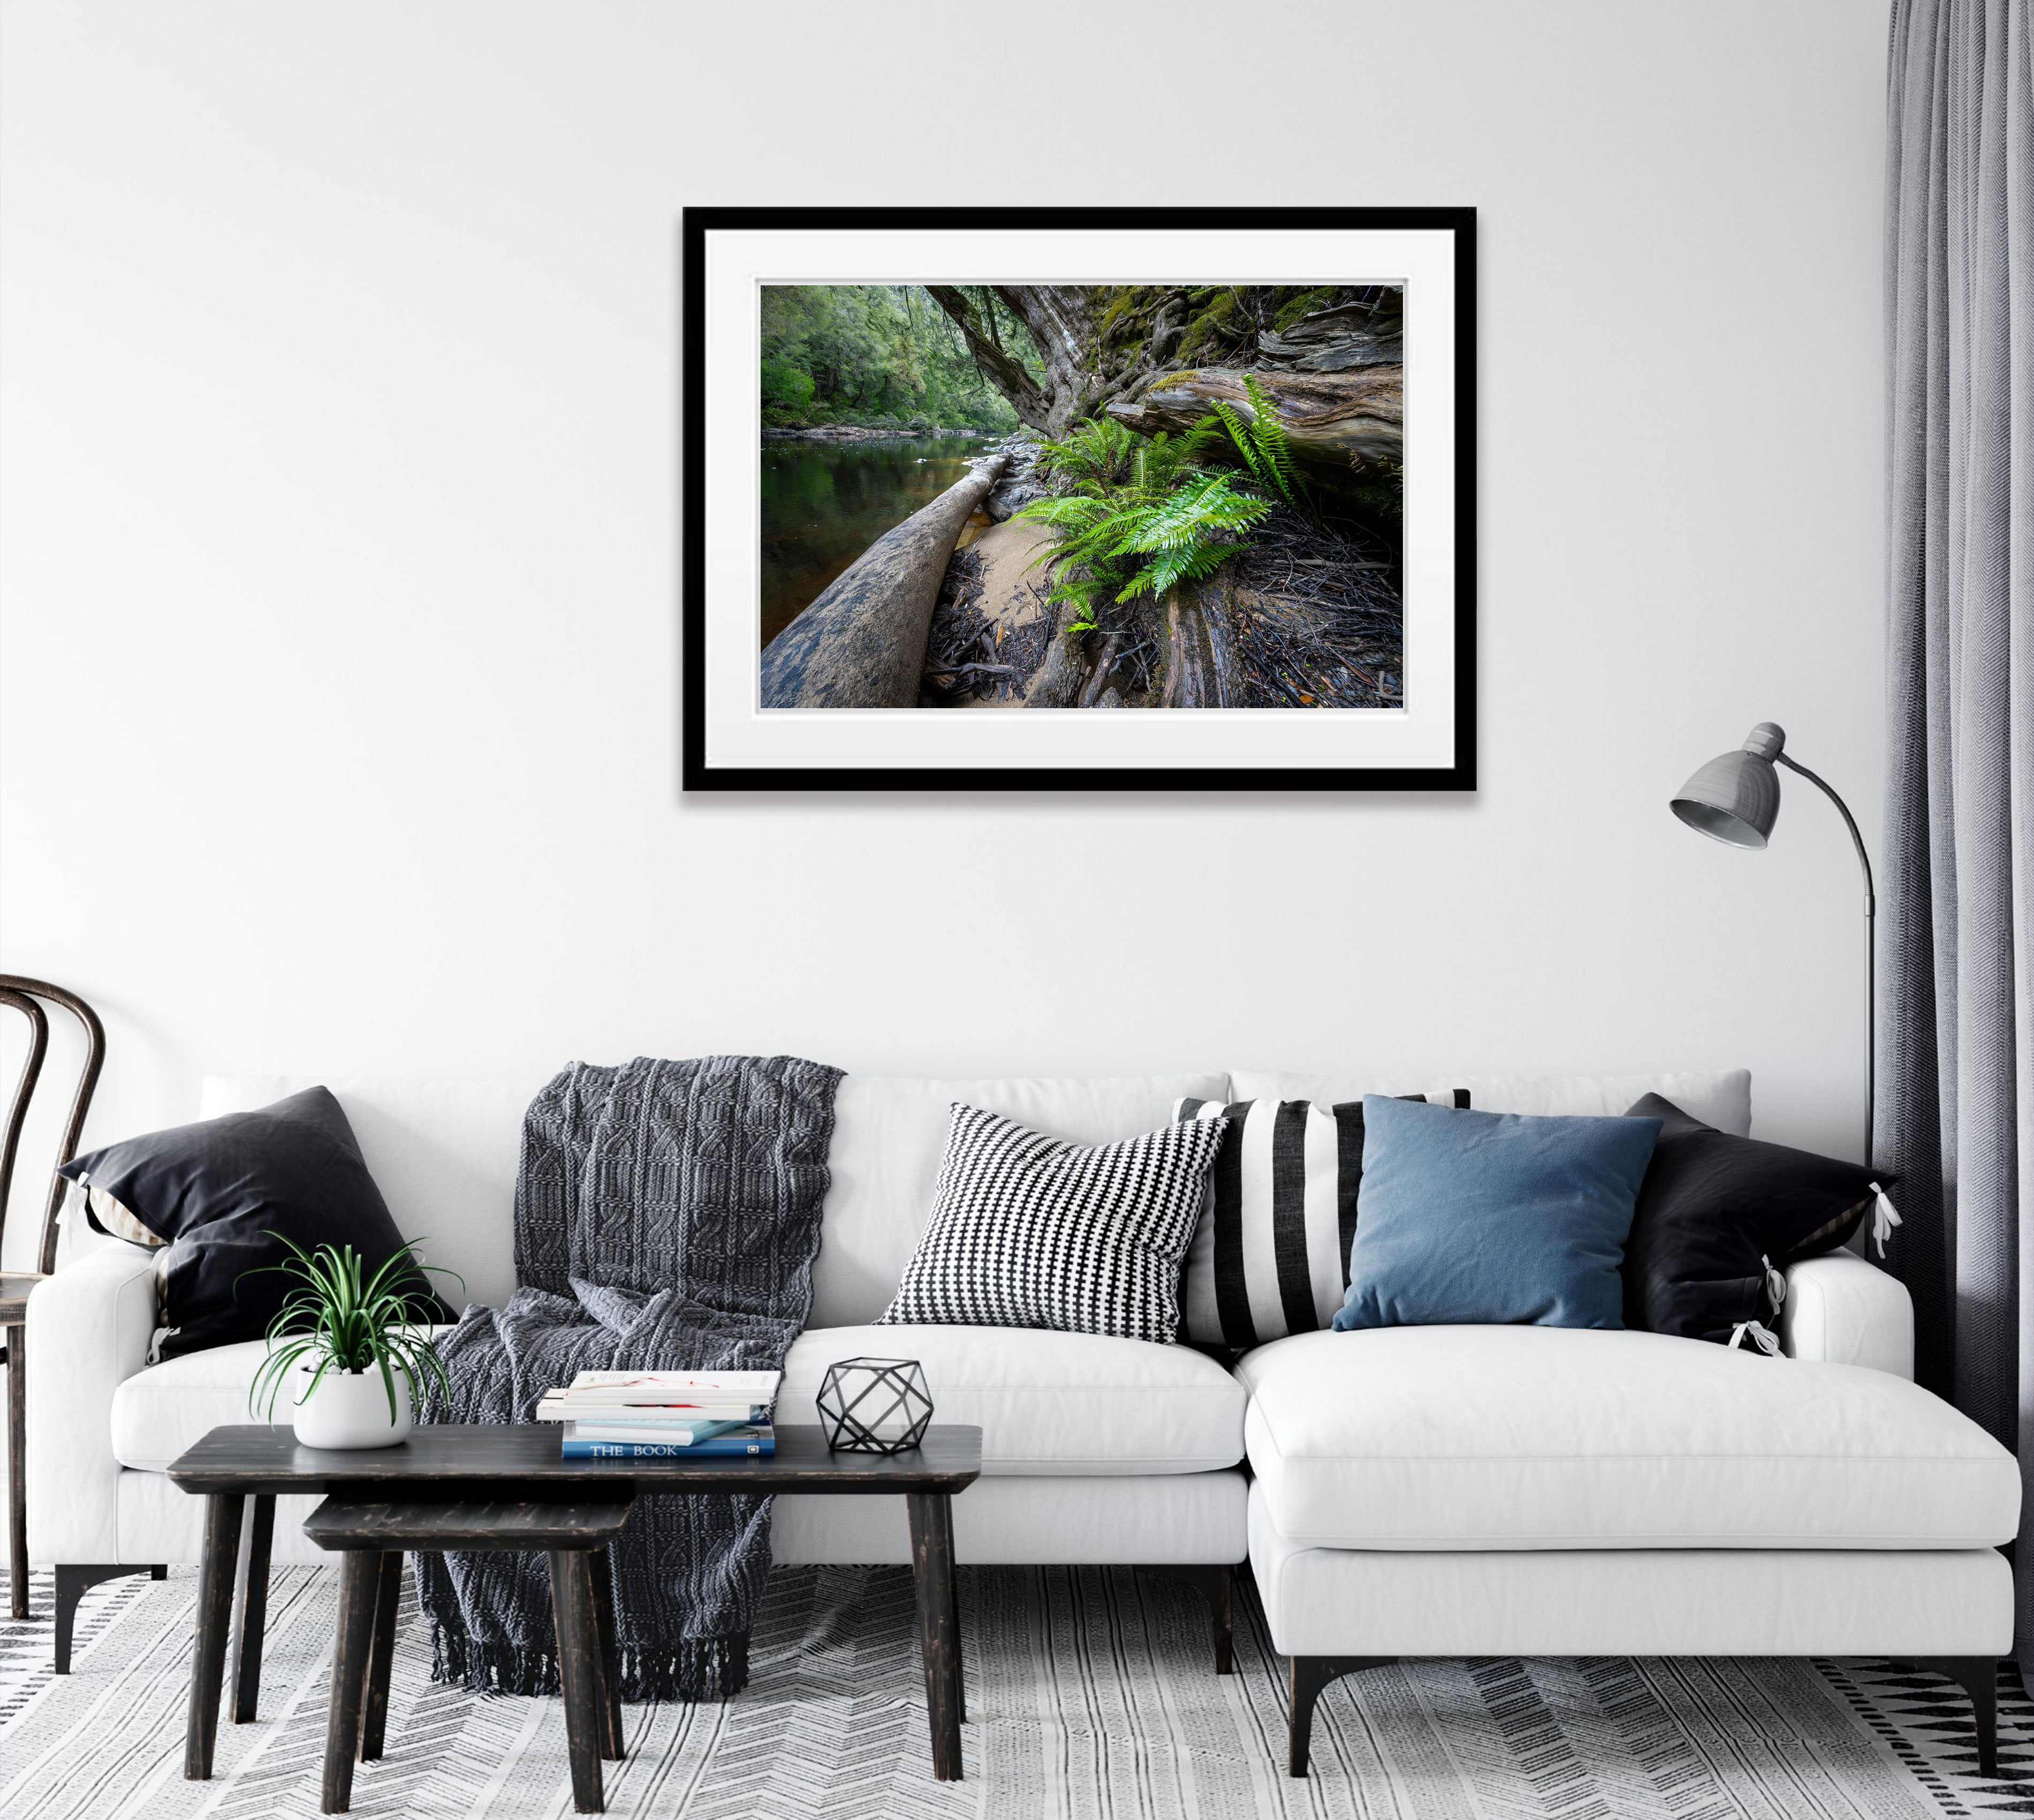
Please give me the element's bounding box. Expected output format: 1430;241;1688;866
1015;411;1281;634
1211;401;1268;486
1173;416;1226;464
1115;473;1269;555
1035;415;1140;490
1192;380;1306;511
1241;375;1299;502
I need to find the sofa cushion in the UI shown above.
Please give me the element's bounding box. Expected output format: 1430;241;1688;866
112;1322;460;1471
112;1338;281;1471
1622;1092;1888;1345
875;1105;1225;1343
1333;1097;1661;1332
780;1325;1245;1475
1172;1092;1466;1350
810;1074;1228;1327
65;1087;453;1360
112;1321;1248;1478
203;1075;545;1310
1240;1326;2020;1549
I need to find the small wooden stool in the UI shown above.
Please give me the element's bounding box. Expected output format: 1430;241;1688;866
302;1495;632;1815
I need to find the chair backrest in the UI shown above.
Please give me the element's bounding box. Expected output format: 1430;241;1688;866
0;976;105;1275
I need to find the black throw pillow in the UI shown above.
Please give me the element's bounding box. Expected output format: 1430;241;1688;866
1620;1092;1893;1348
59;1086;452;1359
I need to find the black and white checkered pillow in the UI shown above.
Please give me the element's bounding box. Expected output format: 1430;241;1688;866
1173;1090;1470;1349
876;1103;1229;1342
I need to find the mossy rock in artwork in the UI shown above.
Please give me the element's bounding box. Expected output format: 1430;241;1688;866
1176;292;1243;365
1095;286;1145;344
1272;286;1340;333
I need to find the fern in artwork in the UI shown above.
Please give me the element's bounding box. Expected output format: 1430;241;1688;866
1015;383;1308;657
1016;448;1270;625
1209;375;1303;509
1034;415;1140;490
1107;474;1273;600
1013;491;1124;631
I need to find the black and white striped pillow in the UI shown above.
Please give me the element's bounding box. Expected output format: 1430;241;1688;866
877;1103;1229;1343
1173;1092;1470;1349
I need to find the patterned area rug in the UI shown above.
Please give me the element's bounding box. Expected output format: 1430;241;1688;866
2;1563;2028;1818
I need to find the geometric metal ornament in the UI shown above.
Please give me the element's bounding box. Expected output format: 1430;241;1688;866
815;1356;933;1455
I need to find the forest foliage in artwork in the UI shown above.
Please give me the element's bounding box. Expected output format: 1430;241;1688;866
760;285;1029;432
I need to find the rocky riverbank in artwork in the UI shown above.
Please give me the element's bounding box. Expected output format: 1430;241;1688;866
762;423;984;442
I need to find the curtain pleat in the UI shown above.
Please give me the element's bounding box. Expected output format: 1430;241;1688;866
1881;0;2034;1652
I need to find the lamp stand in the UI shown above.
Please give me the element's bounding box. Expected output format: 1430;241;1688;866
1774;753;1877;1168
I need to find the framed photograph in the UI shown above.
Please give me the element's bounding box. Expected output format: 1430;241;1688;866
682;207;1474;791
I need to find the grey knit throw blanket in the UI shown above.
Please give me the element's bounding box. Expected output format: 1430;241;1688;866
415;1053;841;1701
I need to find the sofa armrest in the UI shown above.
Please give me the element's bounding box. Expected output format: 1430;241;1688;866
25;1241;158;1563
1779;1249;1914;1378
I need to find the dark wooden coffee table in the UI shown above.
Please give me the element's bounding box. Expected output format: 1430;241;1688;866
167;1423;983;1796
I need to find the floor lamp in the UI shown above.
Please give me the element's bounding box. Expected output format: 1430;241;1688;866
1669;721;1877;1169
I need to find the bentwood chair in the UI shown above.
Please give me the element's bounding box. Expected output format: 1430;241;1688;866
1;976;105;1620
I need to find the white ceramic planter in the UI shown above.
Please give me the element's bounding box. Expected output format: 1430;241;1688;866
290;1361;414;1450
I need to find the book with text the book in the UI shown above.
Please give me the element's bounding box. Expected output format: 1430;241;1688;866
560;1431;775;1459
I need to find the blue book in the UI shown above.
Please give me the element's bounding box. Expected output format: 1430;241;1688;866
560;1435;775;1459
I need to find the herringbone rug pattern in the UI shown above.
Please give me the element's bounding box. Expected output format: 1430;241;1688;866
1;1564;2028;1818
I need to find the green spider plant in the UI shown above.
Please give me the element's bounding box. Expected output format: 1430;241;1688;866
242;1235;464;1425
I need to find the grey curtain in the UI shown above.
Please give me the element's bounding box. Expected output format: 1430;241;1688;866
1881;0;2034;1650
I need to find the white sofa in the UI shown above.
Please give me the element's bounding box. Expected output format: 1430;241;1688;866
30;1070;1252;1670
24;1065;2017;1775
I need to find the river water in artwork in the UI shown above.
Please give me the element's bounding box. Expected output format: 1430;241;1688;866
759;434;988;649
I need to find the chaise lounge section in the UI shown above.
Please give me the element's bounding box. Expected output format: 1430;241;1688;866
1243;1276;2018;1773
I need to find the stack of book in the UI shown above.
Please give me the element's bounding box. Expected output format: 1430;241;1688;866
537;1369;780;1458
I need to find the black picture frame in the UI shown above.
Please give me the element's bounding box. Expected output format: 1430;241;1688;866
682;205;1475;792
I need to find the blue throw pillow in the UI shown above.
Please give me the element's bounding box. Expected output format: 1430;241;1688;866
1331;1096;1663;1332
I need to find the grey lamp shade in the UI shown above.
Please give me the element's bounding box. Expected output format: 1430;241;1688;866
1670;722;1785;848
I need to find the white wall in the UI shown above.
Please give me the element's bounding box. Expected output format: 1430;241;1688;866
0;0;1891;1262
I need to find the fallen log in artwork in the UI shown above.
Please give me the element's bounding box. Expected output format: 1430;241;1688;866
760;453;1007;709
1107;366;1403;468
1159;572;1243;710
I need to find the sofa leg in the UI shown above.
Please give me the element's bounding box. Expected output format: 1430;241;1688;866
1139;1561;1228;1675
1288;1656;1396;1777
1906;1657;2000;1778
54;1564;156;1673
1135;1565;1235;1674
